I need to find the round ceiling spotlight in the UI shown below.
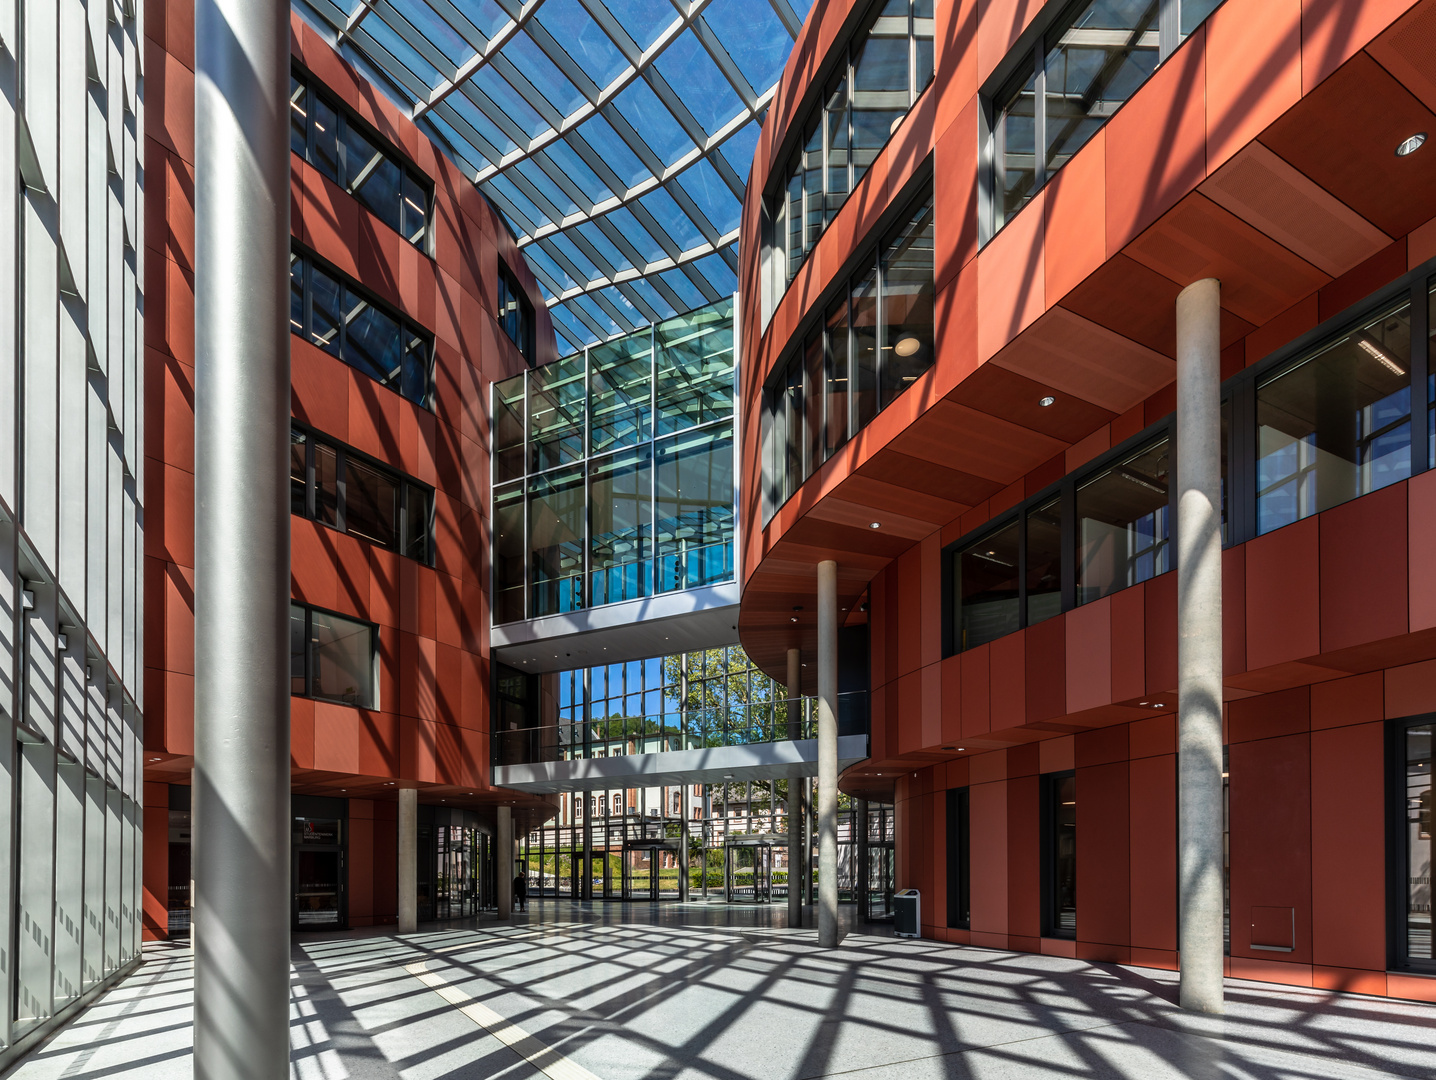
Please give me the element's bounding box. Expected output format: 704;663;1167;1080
894;336;922;357
1039;395;1056;407
1396;132;1427;157
869;521;881;529
789;615;799;622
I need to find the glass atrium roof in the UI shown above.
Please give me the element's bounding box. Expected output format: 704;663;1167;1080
294;0;808;354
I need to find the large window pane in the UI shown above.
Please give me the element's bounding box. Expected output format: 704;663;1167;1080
309;610;375;708
1026;494;1062;625
590;331;653;454
1180;0;1222;34
344;122;402;233
824;299;850;458
655;304;734;434
312;95;339;183
291;604;307;694
1046;773;1077;937
590;447;652;606
804;332;824;476
825;75;851;216
290;429;308;516
493;374;527;484
494;482;526;623
780;356;803;502
530;355;586;472
803;121;824;252
1044;0;1159;175
1403;722;1433;963
309;264;344;356
1076;437;1170;604
290;251;305;334
402;171;429;246
852;263;879;429
656;425;734;592
345;291;403;385
530;467;586;616
1256;303;1411;534
314;441;339;527
290;77;309;156
403;483;431;563
345;456;398;549
955;519;1019;651
401;330;430;406
880;193;935;403
996;70;1037;229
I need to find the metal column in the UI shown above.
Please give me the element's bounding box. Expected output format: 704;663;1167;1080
817;560;839;947
497;805;513;919
785;647;802;927
1176;277;1225;1015
192;0;292;1073
398;789;417;933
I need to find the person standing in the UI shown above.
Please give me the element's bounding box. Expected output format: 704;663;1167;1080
513;872;528;913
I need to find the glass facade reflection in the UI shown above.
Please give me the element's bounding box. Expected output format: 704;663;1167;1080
1399;719;1433;970
492;299;736;624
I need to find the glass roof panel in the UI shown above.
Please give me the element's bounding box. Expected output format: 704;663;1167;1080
598;0;680;52
613;77;694;167
573;115;651;190
294;0;798;347
504;30;588;117
676;158;741;234
653;30;744;136
702;0;792;91
639;187;704;252
536;0;630;89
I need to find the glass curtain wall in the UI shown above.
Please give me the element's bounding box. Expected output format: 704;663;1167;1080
771;0;935;295
767;186;934;511
1397;718;1433;971
492;299;736;623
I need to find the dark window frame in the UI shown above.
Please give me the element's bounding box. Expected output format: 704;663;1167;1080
946;786;970;929
979;0;1226;246
941;256;1436;658
290;65;432;251
762;170;935;520
764;0;937;309
291;423;435;565
497;260;536;366
290;246;435;409
290;601;379;710
1040;769;1077;939
1387;712;1436;975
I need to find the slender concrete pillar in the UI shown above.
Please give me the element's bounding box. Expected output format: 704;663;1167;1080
192;0;291;1073
497;805;513;920
398;789;417;933
785;647;802;928
1176;277;1225;1015
678;804;690;902
816;560;839;947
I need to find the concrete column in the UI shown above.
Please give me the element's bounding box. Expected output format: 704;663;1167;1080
678;805;690;902
497;805;513;920
192;0;291;1074
816;560;839;947
1176;277;1225;1015
398;789;417;933
785;647;802;928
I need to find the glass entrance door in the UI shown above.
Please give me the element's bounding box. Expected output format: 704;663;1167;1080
295;850;343;927
725;844;775;902
622;846;659;901
864;843;894;921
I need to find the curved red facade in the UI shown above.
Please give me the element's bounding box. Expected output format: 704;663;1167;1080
739;0;1436;998
142;9;555;935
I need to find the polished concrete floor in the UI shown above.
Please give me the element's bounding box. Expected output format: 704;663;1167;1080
7;900;1436;1079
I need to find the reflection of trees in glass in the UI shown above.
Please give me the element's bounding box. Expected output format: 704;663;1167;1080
662;645;793;747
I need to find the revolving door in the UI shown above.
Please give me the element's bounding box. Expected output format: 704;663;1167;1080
723;835;786;903
621;839;682;901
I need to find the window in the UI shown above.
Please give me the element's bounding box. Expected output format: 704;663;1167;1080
1392;716;1434;973
291;426;433;563
290;603;376;709
954;520;1020;652
769;0;934;299
1042;771;1077;938
765;183;934;515
498;261;536;365
946;787;970;929
1076;437;1170;605
1256;302;1412;534
290;71;430;247
290;250;433;408
990;0;1225;234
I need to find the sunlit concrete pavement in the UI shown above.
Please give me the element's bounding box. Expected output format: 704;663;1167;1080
7;903;1436;1080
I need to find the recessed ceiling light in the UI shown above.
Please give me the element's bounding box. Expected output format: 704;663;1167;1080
1396;132;1427;156
1039;395;1056;407
958;747;966;752
790;615;799;622
869;521;881;529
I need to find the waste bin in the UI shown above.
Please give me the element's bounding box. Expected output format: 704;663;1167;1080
893;888;920;938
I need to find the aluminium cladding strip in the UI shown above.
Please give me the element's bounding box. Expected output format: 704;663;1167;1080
405;960;604;1080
